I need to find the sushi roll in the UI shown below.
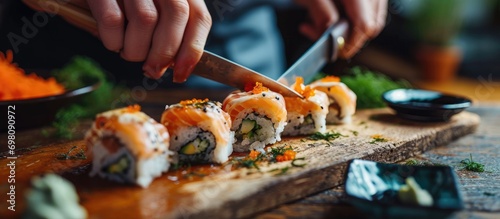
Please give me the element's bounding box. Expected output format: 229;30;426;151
85;105;172;188
283;77;329;136
161;99;234;164
222;82;287;152
309;76;357;124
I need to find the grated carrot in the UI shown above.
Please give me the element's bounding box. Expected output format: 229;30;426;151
0;50;65;101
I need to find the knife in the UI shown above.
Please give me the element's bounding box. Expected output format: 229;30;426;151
277;19;349;86
191;51;303;98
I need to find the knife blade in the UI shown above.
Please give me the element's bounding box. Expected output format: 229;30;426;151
278;19;349;86
191;51;303;98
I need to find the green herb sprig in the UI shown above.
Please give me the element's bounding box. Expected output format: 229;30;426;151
404;159;447;167
45;56;128;139
340;67;411;109
369;135;388;144
460;154;485;172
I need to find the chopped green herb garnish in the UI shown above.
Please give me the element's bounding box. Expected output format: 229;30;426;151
232;146;305;176
351;130;359;136
56;146;86;160
460;154;485;172
369;135;388;144
405;159;419;165
404;159;447;167
239;159;261;170
269;166;290;176
309;131;346;142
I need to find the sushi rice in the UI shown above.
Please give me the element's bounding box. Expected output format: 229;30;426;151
85;105;173;188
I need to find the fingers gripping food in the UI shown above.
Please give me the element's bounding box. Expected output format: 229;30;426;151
161;99;234;164
283;77;329;136
309;76;357;124
85;105;173;188
222;83;287;152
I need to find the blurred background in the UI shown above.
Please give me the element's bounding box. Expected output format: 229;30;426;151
1;0;499;101
278;0;500;102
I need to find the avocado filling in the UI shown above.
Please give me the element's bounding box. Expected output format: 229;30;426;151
180;138;210;155
103;155;130;175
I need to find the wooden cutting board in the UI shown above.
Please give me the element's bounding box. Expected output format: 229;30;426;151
0;108;480;219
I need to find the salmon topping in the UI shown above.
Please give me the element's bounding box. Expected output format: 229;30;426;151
320;76;341;82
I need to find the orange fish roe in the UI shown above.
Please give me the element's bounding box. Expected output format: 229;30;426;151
291;77;315;98
252;82;269;94
179;98;209;106
245;82;269;93
248;150;261;160
371;134;384;139
275;150;296;162
0;50;65;101
125;104;141;113
320;75;341;82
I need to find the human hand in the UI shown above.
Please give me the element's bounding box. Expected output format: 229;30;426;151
339;0;387;58
86;0;212;82
296;0;387;59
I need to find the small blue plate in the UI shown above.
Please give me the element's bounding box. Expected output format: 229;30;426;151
345;159;464;219
382;89;472;122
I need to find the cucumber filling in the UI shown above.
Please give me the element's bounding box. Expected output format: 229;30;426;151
238;119;262;140
303;114;314;125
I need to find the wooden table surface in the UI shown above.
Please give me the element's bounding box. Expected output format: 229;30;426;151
1;85;499;218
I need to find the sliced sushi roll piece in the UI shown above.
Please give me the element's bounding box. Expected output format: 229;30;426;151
85;105;173;188
222;82;287;152
161;99;234;164
283;77;329;136
309;76;357;124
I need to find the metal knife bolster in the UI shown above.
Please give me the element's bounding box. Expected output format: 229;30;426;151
277;19;349;86
328;19;348;62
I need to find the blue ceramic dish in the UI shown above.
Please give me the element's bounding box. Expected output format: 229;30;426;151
345;159;464;219
382;89;472;122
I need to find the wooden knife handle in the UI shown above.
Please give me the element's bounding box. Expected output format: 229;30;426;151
22;0;98;36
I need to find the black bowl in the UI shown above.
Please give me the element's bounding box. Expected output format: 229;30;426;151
382;89;472;122
0;83;100;131
345;159;464;219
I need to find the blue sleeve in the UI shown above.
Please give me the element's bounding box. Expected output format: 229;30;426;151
184;3;286;88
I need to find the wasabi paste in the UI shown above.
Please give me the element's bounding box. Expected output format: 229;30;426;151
23;174;87;219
